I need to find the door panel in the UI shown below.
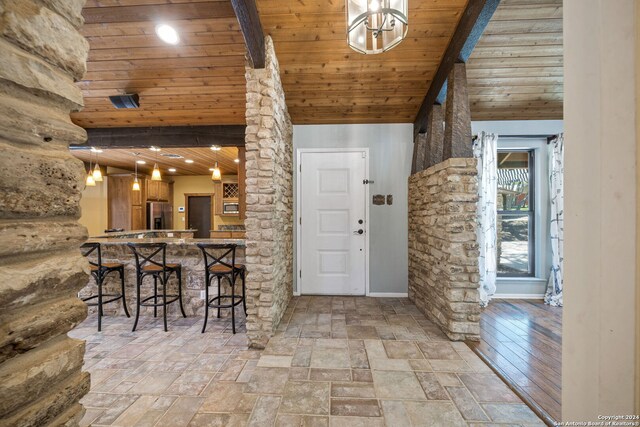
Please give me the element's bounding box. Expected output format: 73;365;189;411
300;151;367;295
187;196;211;239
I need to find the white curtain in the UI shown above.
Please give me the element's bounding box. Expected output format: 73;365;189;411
545;134;564;307
473;132;498;307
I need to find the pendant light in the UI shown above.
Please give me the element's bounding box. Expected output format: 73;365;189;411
211;145;222;181
346;0;408;54
132;158;141;191
92;150;103;182
85;152;96;187
211;161;222;181
151;147;162;181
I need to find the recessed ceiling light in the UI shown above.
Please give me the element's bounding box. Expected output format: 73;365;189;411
155;24;179;45
168;168;176;172
185;159;194;164
210;145;221;151
90;147;103;153
234;158;240;163
149;146;161;152
136;160;146;164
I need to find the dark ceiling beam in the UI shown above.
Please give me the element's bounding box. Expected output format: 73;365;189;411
82;3;236;24
230;0;265;69
70;125;245;149
413;0;500;137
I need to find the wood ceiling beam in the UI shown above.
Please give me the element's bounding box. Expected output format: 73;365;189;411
413;0;500;137
82;2;236;24
70;126;246;149
230;0;265;68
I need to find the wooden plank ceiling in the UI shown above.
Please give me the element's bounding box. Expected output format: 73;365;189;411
71;0;248;128
72;147;240;176
255;0;469;124
467;0;563;120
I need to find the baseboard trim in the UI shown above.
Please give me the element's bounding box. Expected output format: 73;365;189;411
493;293;544;300
292;292;408;298
368;292;408;298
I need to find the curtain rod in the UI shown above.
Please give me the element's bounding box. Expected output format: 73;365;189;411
472;134;560;143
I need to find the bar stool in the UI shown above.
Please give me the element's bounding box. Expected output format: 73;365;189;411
197;243;246;334
80;242;130;332
127;243;187;332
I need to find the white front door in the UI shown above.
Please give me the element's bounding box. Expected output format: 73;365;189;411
299;150;367;295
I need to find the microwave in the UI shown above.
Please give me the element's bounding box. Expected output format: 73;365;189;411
223;202;239;214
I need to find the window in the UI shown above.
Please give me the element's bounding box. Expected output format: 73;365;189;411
497;150;534;276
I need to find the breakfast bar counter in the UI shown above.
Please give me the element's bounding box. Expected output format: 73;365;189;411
80;234;246;319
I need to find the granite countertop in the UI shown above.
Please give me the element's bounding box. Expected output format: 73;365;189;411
92;230;197;239
87;237;246;247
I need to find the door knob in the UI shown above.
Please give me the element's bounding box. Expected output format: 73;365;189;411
353;229;364;235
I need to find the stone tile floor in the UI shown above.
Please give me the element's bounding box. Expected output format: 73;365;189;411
69;296;544;426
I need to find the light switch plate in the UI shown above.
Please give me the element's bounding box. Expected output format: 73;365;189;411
200;290;206;300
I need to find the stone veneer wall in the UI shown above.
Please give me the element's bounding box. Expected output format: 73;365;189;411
244;36;294;348
408;158;481;341
79;243;245;318
0;0;91;425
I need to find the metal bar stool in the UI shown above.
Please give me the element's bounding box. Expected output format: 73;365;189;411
127;243;187;332
80;242;130;331
197;243;246;334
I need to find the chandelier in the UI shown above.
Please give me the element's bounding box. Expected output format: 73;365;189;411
346;0;408;54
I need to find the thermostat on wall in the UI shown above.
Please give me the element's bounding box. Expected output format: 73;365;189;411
178;206;185;213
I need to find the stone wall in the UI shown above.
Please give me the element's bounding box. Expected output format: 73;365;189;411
244;36;294;348
408;158;481;341
0;0;91;425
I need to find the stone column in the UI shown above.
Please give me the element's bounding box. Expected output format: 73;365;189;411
244;36;294;349
425;104;445;168
443;63;473;159
0;0;91;425
411;132;427;174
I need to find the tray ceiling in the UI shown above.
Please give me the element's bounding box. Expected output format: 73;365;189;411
72;147;240;176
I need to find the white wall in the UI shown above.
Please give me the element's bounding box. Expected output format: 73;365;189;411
564;0;637;418
293;124;413;295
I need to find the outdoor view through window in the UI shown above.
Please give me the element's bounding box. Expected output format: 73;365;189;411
497;151;534;276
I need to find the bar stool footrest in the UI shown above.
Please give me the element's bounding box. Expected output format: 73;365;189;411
206;295;244;309
140;294;180;307
83;294;125;306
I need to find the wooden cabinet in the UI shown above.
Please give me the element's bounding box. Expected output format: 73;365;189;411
145;179;171;202
131;205;144;230
108;175;145;231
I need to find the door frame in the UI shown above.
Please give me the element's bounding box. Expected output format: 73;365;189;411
184;193;215;237
296;148;370;296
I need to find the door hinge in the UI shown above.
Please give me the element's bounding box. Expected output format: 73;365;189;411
299;217;302;225
299;270;302;278
299;164;302;172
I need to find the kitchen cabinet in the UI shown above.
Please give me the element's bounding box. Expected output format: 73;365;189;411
108;175;145;231
145;179;171;202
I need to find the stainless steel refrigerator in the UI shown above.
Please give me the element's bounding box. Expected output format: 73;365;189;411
146;202;172;230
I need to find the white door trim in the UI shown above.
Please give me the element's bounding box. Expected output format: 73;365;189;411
296;148;370;296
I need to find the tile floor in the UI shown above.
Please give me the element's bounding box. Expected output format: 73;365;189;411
69;296;544;426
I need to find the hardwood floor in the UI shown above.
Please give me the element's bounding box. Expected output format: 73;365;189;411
468;299;562;426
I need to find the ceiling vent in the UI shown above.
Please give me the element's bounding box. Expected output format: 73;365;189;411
109;94;140;109
161;153;183;159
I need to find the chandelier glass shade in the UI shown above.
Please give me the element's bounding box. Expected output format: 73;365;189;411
211;161;222;182
346;0;408;54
